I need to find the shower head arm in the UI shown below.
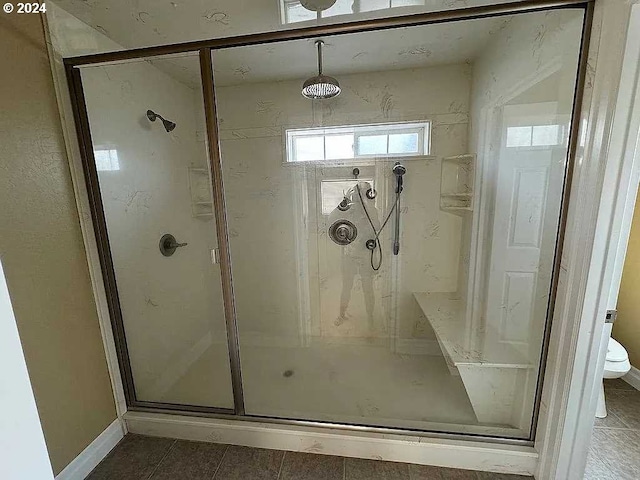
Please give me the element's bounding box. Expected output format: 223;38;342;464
147;110;165;122
316;40;324;75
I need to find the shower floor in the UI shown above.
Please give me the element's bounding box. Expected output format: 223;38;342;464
161;341;521;437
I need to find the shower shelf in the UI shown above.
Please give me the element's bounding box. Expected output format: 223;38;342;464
440;154;475;214
413;291;533;427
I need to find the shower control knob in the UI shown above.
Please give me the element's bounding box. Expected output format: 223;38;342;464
366;188;376;199
366;239;377;250
338;196;351;211
159;234;188;257
329;220;357;246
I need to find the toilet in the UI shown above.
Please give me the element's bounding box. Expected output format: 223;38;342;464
596;337;631;418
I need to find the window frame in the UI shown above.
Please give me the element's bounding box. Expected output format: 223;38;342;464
279;0;427;25
285;120;431;164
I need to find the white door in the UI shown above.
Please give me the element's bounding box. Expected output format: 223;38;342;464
0;261;55;480
485;103;567;360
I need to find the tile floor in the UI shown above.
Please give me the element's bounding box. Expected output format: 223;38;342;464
87;434;533;479
584;378;640;479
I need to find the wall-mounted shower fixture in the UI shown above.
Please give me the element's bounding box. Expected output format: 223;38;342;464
338;196;351;211
300;0;337;12
329;220;357;246
355;163;407;270
146;109;176;132
159;233;188;256
302;40;341;100
392;162;406;255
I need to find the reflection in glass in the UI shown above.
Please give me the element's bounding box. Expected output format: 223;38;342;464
94;148;120;171
214;8;584;438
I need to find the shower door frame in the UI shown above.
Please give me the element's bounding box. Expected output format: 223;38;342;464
63;0;594;446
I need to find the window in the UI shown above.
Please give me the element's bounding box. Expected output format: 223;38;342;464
320;179;373;215
286;121;430;163
94;149;120;171
506;124;567;148
280;0;426;24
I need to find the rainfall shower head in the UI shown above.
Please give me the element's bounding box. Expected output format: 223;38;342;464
146;109;176;132
300;0;337;11
302;40;341;100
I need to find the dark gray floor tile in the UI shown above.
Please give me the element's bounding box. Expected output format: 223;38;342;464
604;378;635;391
214;445;284;480
410;464;476;479
475;473;533;479
605;390;640;429
87;434;175;480
279;451;344;480
589;428;640;479
345;457;410;479
149;440;227;479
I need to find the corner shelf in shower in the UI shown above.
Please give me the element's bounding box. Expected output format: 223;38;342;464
188;167;214;218
440;154;475;214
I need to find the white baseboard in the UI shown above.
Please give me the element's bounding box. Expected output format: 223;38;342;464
124;411;537;475
623;365;640;391
55;419;124;480
395;338;442;356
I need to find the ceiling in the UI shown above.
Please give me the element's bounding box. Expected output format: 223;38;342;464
52;0;521;54
53;0;513;88
147;16;510;88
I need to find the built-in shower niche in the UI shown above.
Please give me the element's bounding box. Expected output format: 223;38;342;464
440;154;474;213
188;167;214;218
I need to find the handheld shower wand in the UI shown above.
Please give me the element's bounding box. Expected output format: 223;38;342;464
352;163;407;270
392;162;406;255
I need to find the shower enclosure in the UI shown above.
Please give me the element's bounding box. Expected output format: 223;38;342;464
65;0;591;442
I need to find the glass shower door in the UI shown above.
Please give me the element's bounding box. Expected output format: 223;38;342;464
211;34;478;431
79;53;234;409
212;5;585;437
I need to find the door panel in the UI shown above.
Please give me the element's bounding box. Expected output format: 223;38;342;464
79;53;234;409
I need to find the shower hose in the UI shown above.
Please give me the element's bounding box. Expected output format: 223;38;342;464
355;183;400;271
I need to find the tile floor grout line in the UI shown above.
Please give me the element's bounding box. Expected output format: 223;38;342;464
211;443;230;480
594;426;636;431
145;438;177;480
276;450;286;480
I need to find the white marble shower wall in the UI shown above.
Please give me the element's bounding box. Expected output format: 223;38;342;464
463;10;583;429
215;64;471;351
80;59;234;408
470;8;583;363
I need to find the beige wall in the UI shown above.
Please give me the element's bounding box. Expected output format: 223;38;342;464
614;190;640;368
0;14;117;475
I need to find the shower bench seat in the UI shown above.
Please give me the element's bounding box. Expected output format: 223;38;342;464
413;292;534;430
